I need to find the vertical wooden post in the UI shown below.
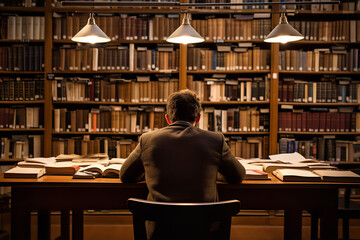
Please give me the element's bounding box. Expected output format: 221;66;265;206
269;2;280;155
43;0;53;157
179;0;188;90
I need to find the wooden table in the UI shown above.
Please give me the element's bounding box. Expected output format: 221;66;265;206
1;174;358;240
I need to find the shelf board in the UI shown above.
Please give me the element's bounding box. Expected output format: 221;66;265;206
0;158;23;163
0;128;44;132
52;132;141;135
0;39;45;43
51;70;179;74
0;100;44;105
188;70;270;74
53;40;170;44
189;9;271;14
223;132;269;135
201;101;269;105
52;101;167;105
52;131;269;136
278;102;360;107
278;131;359;135
285;40;360;45
52;7;181;13
0;71;44;74
279;71;360;75
0;6;46;12
296;10;360;15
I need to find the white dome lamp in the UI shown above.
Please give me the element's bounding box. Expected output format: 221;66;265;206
167;12;205;44
71;13;111;44
264;12;304;44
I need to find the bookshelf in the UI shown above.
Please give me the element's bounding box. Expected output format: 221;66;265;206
0;0;359;162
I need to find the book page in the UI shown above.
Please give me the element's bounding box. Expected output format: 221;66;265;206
80;164;106;173
275;169;320;177
269;152;317;163
24;157;56;165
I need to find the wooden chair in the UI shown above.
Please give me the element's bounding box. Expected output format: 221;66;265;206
127;198;240;240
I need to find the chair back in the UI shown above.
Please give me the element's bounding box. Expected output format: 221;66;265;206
128;198;240;240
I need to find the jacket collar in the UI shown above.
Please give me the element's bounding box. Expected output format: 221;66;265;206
169;121;193;127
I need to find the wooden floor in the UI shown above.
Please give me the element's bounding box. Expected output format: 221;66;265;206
2;211;360;240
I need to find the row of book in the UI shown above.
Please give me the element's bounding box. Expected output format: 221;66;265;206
187;47;270;71
52;137;137;159
228;136;269;160
0;77;44;101
278;110;360;133
289;20;360;42
52;44;179;71
278;48;360;72
51;76;179;103
199;107;269;133
278;78;360;103
53;106;168;133
187;75;269;102
0;0;44;7
0;45;44;71
1;16;45;40
278;137;360;162
1;135;43;159
0;107;43;129
188;0;269;10
53;13;179;41
281;0;360;11
191;18;271;41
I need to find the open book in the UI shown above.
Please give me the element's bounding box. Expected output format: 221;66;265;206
274;169;360;182
4;167;45;179
245;169;270;180
78;164;122;178
273;169;322;182
313;170;360;182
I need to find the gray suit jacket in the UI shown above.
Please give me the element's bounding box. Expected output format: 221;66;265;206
120;121;246;203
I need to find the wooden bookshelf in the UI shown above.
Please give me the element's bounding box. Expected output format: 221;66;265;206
0;0;358;160
0;128;45;132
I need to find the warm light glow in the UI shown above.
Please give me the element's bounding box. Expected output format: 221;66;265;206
264;35;304;44
72;35;111;44
167;35;205;44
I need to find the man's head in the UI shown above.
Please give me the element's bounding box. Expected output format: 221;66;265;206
166;89;201;124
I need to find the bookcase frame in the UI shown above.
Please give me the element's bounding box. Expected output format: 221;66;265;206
0;0;359;161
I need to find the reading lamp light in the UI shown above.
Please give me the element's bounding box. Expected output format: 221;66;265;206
166;12;204;44
264;12;304;44
71;13;111;44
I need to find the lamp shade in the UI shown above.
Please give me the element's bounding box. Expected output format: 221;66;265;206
71;13;111;44
264;12;304;44
166;13;205;44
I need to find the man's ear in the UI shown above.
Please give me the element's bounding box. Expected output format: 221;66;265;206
165;114;172;125
195;114;201;124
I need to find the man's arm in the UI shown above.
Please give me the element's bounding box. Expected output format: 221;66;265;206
119;139;145;182
218;135;246;183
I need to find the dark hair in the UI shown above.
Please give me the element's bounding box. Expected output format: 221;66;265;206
166;89;201;123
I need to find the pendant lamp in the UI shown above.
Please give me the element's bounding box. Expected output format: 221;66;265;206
71;13;111;44
264;12;304;44
166;12;205;44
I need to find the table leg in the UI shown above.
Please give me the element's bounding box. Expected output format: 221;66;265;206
284;209;302;240
61;211;70;240
319;204;338;240
11;188;31;240
38;210;50;240
72;210;83;240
